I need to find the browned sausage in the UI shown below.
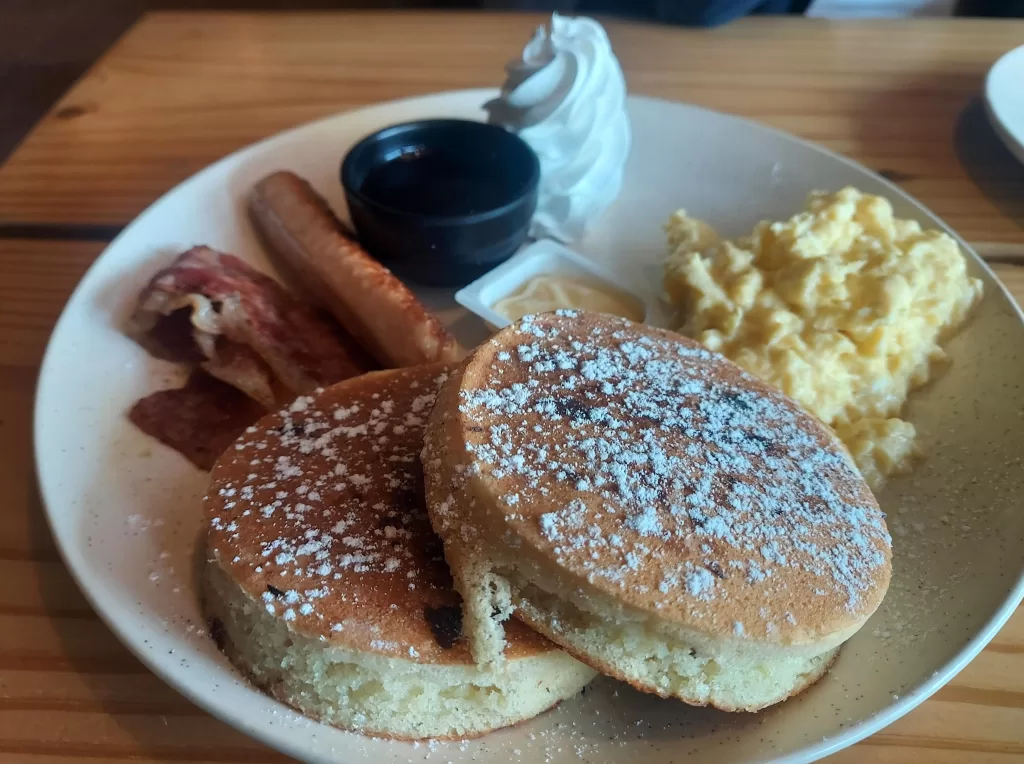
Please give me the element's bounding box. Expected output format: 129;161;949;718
250;171;462;368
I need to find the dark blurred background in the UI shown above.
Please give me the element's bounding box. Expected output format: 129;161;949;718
2;0;1022;163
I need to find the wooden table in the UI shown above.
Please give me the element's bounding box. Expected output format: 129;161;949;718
1;11;1022;763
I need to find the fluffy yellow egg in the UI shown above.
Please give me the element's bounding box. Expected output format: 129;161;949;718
664;187;983;490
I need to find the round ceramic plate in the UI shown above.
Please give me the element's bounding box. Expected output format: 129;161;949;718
986;44;1024;166
35;90;1024;764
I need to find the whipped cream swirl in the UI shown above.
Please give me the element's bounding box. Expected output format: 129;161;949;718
485;14;630;243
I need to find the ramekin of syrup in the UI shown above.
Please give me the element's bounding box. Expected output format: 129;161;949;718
341;119;539;288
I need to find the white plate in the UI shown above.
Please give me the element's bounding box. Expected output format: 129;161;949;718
35;89;1024;764
985;44;1024;166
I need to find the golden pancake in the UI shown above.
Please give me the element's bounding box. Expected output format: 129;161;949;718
423;311;892;711
203;363;595;738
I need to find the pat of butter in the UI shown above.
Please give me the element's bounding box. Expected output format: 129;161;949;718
493;274;645;323
454;239;651;331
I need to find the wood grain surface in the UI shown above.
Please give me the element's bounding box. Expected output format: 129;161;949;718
0;11;1022;764
0;13;1023;240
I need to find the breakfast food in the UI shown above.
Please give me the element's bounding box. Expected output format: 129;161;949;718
423;310;891;712
129;246;373;408
664;188;983;489
485;14;630;243
128;172;465;471
128;246;377;468
493;274;645;323
129;372;265;470
203;363;596;739
250;171;462;368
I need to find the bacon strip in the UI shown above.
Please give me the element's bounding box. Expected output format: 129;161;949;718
129;372;265;471
129;246;374;407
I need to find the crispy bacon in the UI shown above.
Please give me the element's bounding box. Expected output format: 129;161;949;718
129;372;265;471
127;246;380;469
129;246;374;407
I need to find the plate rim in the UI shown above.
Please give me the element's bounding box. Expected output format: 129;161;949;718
32;87;1024;764
985;44;1024;166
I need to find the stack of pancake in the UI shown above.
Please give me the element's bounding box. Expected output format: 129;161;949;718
203;364;595;739
203;310;892;738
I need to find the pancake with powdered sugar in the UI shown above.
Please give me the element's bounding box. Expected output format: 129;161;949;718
203;363;595;739
422;310;891;712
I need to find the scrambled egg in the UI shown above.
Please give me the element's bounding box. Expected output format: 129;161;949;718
663;187;983;490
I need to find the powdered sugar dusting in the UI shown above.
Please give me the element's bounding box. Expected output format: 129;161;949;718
205;367;459;660
453;312;890;630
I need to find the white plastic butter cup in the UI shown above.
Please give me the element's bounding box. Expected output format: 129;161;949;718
454;239;650;330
